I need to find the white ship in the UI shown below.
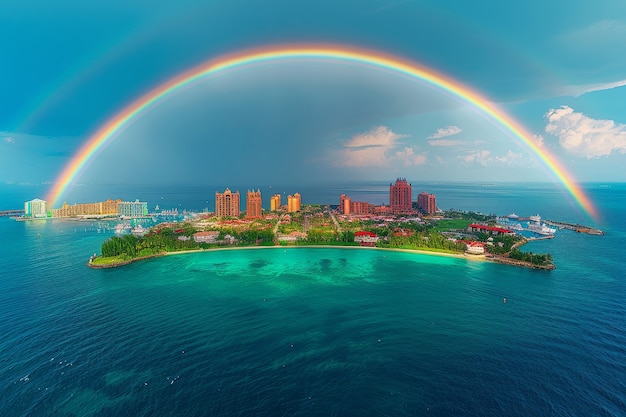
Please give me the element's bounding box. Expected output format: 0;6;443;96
114;223;132;233
527;215;556;236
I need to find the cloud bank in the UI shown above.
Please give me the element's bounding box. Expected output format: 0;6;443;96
340;125;426;167
545;106;626;158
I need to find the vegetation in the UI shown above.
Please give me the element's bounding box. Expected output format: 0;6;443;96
509;248;554;266
92;206;554;270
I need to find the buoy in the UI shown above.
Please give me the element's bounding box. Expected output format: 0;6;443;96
503;298;507;304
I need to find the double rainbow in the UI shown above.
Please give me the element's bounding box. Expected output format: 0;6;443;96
46;44;597;219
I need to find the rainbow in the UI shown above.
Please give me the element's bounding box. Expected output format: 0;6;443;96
46;44;597;219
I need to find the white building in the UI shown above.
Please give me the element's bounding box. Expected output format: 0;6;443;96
24;198;47;218
118;199;148;218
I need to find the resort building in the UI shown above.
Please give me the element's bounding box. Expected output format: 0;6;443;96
354;231;379;246
417;192;437;214
193;231;220;243
340;194;351;214
287;192;301;212
340;194;375;215
118;199;148;218
24;198;47;218
246;189;262;219
468;224;513;236
215;188;240;217
51;199;121;218
270;194;281;211
390;178;412;214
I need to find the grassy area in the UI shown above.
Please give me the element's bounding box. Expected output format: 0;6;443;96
431;219;472;231
90;255;129;265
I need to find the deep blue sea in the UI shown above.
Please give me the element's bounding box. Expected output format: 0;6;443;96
1;182;624;416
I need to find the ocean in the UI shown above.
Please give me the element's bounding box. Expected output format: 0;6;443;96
0;182;624;416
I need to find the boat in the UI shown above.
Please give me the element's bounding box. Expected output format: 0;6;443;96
114;223;131;234
527;215;556;236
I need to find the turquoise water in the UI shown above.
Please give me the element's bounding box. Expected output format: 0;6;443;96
1;183;625;416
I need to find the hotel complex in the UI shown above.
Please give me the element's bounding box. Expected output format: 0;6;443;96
215;188;240;217
246;189;262;218
389;178;413;214
417;192;437;214
270;194;281;211
287;193;301;213
24;198;48;218
22;178;438;220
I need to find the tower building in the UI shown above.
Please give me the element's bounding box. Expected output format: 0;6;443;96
246;189;262;218
417;192;437;214
270;194;281;211
389;178;412;214
287;192;301;212
215;188;240;217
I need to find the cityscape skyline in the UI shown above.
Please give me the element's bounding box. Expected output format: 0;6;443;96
18;177;440;218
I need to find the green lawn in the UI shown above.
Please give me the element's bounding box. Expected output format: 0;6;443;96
431;219;472;231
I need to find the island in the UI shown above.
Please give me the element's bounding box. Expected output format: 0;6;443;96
89;205;556;270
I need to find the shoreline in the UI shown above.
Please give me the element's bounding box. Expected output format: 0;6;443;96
89;244;489;269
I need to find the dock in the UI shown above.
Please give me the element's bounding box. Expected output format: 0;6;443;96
0;209;24;217
544;220;604;235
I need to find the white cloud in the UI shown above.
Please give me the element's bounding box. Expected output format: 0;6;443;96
532;134;545;148
428;139;463;147
545;106;626;158
494;150;523;165
428;125;462;139
340;125;408;167
395;147;427;166
459;150;524;167
563;79;626;97
461;150;491;166
3;136;16;144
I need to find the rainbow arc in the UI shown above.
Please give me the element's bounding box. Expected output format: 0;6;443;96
46;44;597;219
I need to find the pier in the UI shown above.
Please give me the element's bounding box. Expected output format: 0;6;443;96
0;209;24;217
544;220;604;235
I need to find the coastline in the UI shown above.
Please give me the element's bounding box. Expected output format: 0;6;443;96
89;244;489;269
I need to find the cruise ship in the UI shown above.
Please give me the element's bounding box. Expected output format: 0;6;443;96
527;215;557;236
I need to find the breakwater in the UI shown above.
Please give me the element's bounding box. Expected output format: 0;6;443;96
544;220;604;235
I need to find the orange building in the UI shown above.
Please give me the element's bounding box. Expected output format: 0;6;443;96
270;194;281;211
417;192;437;214
246;189;262;218
340;194;351;214
287;192;301;212
215;188;240;217
390;178;412;214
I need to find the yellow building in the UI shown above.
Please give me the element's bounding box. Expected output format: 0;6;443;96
51;199;121;218
215;188;240;217
246;189;262;218
270;194;281;211
287;192;301;212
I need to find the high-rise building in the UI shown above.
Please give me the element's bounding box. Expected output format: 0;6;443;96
389;178;412;214
118;199;148;218
340;194;351;214
417;192;437;214
24;198;47;218
246;189;262;218
215;188;240;217
287;192;301;212
270;194;281;211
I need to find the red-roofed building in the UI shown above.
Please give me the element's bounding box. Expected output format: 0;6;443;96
467;224;513;236
193;231;220;243
354;231;379;246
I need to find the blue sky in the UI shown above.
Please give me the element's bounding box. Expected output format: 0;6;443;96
1;0;626;196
